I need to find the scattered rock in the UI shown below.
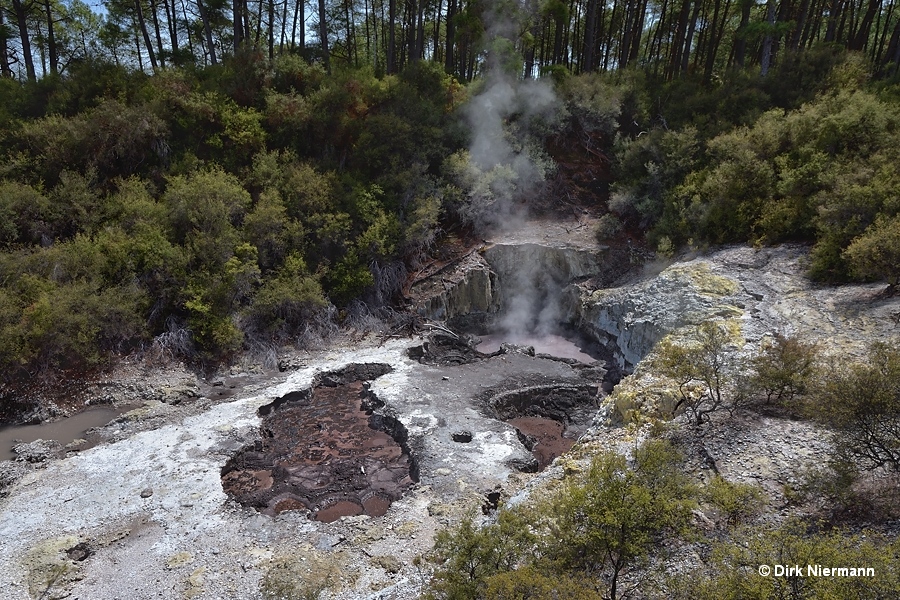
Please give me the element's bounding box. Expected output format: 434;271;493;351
0;460;29;496
13;439;62;463
451;430;473;443
66;542;92;562
139;488;153;498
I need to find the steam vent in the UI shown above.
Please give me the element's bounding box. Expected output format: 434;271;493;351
221;364;417;522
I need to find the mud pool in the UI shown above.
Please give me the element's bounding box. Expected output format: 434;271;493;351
221;365;416;522
0;407;126;461
477;332;602;362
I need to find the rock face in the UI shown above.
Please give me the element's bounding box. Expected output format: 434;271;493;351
576;244;900;371
413;242;607;331
410;253;500;322
575;261;742;370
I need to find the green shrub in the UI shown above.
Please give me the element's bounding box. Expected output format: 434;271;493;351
703;475;766;527
815;342;900;472
749;333;820;407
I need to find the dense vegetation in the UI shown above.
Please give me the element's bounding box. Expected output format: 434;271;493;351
1;0;900;385
425;339;900;600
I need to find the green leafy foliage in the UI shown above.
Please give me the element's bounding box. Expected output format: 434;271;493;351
814;342;900;473
656;322;737;425
670;522;900;600
426;440;694;600
749;333;821;408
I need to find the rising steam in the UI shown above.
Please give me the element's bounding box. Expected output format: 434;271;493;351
448;11;559;232
450;12;574;343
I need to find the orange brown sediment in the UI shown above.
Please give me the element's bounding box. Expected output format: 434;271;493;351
221;365;416;522
509;416;575;470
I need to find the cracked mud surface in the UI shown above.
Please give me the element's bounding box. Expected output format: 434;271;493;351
0;336;610;600
222;369;416;521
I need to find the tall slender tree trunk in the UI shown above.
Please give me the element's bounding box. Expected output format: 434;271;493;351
388;0;396;72
760;0;776;75
666;0;691;78
149;0;167;66
0;9;12;78
132;14;145;71
43;0;58;74
164;0;179;55
11;0;36;80
629;0;646;63
268;0;275;59
280;0;288;53
432;0;441;63
647;0;668;74
319;0;330;71
135;0;159;70
255;0;264;47
733;0;753;67
790;0;811;48
825;0;844;41
874;0;895;63
291;0;304;49
197;0;218;64
680;0;702;74
234;0;244;50
444;0;455;73
416;0;425;61
582;0;599;71
851;0;881;50
180;0;195;57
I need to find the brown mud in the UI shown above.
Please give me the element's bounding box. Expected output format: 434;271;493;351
221;365;416;522
509;416;576;470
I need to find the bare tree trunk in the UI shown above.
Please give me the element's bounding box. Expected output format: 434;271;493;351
268;0;275;58
825;0;844;42
388;0;396;72
415;0;424;60
43;0;58;74
280;0;288;53
874;0;895;63
318;0;330;71
149;0;167;66
582;0;598;71
164;0;179;55
234;0;244;51
760;0;776;76
733;0;753;67
680;0;701;73
790;0;810;49
197;0;218;64
11;0;36;80
444;0;455;73
255;0;264;47
180;0;195;58
432;0;441;63
132;13;145;71
0;9;12;77
135;0;159;70
291;0;304;49
851;0;881;50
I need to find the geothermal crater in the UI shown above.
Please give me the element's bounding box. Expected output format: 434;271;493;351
221;363;417;522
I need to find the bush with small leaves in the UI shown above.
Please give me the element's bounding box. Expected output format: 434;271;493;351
703;475;766;527
749;333;820;408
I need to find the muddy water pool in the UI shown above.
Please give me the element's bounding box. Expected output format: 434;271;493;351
477;332;601;363
0;407;124;461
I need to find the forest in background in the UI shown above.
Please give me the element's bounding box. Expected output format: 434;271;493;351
1;0;900;391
